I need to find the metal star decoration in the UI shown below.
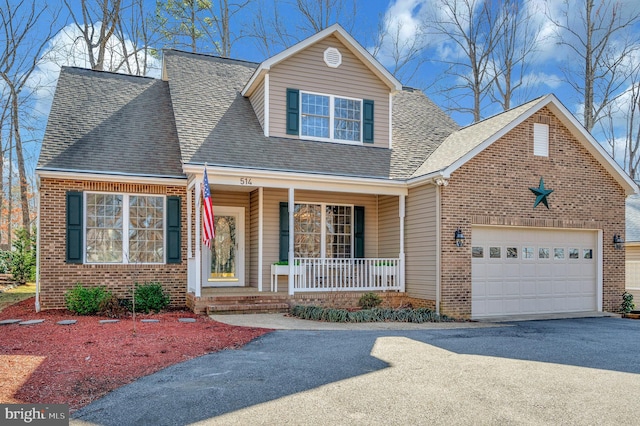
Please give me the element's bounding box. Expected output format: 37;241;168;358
529;177;553;209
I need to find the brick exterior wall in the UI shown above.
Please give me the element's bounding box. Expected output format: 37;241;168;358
438;107;627;318
38;178;188;310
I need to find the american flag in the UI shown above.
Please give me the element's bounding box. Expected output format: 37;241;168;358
202;167;215;248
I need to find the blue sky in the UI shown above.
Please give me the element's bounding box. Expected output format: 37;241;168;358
9;0;640;180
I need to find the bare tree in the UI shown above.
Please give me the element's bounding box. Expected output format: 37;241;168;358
370;14;428;84
113;0;156;75
199;0;250;57
0;0;59;239
547;0;640;132
64;0;122;71
490;0;541;111
246;0;358;57
424;0;504;122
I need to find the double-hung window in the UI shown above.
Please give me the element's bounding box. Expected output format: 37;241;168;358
301;92;362;143
293;203;353;258
85;193;165;264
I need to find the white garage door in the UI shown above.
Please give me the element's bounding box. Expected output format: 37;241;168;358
471;226;599;318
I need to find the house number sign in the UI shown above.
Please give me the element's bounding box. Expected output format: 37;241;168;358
240;177;253;185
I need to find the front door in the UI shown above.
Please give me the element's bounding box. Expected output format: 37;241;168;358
204;206;244;287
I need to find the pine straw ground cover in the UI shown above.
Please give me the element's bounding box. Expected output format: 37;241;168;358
0;297;272;412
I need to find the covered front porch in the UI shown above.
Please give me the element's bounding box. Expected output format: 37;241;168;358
183;167;408;310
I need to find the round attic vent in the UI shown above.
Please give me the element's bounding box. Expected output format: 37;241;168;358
324;47;342;68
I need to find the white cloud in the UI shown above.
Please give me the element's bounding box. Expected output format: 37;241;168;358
27;23;161;119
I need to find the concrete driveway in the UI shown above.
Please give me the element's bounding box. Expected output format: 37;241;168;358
71;317;640;425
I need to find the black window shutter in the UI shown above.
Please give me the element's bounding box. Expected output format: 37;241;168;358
279;202;290;262
66;191;83;263
166;196;181;264
363;100;374;143
354;206;365;258
286;88;300;135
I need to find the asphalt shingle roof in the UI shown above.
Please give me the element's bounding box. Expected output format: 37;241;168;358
41;51;538;182
390;88;459;179
412;97;543;177
164;50;423;179
39;67;183;177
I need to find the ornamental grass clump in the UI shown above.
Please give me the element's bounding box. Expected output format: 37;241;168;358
290;305;452;323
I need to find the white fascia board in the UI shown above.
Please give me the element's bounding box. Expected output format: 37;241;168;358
241;23;402;97
440;93;638;195
36;169;187;186
544;95;639;196
442;96;551;180
182;163;408;196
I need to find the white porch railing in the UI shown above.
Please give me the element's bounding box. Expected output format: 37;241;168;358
292;258;401;292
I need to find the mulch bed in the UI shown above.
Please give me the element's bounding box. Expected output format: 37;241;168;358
0;297;272;412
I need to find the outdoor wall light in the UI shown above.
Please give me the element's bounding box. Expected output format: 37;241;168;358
613;234;624;250
454;228;465;247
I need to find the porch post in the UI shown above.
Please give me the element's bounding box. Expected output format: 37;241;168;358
187;184;193;259
399;194;406;292
195;175;202;298
258;187;264;292
288;187;295;296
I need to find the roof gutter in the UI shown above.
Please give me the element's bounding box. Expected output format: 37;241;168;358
36;168;187;185
183;163;408;196
406;170;449;188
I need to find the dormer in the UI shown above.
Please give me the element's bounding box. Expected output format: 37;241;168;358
242;24;402;148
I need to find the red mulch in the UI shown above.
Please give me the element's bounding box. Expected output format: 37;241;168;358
0;298;272;412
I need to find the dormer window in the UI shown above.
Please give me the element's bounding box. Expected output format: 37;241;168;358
286;88;374;144
301;92;361;142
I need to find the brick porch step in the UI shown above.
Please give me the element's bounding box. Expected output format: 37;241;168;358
206;302;290;315
205;295;291;315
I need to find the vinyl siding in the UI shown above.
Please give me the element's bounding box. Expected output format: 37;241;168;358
268;35;390;147
212;190;252;285
249;78;265;131
405;184;438;300
626;245;640;291
378;195;399;257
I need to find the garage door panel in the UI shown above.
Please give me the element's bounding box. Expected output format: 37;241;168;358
472;226;598;318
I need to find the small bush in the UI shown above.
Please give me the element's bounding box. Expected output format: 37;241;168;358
358;292;382;309
621;292;635;314
98;295;130;318
65;284;111;315
134;282;170;313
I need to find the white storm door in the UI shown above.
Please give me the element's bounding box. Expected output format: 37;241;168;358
203;206;245;287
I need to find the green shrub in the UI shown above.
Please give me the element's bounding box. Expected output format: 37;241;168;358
358;292;382;309
134;282;170;313
65;284;111;315
621;292;635;314
0;228;37;284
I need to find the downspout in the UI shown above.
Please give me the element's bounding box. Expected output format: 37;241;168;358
435;183;442;315
258;187;263;292
35;176;41;312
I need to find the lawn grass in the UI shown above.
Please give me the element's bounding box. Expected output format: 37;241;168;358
0;283;36;312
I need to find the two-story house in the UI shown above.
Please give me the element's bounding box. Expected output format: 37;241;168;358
36;24;637;319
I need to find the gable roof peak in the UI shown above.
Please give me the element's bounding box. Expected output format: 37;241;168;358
242;23;402;96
